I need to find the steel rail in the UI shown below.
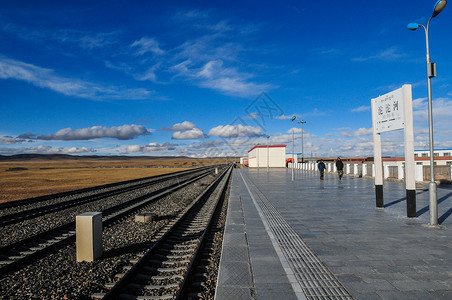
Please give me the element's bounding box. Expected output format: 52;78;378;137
0;166;213;227
99;165;232;300
0;168;217;277
0;166;213;210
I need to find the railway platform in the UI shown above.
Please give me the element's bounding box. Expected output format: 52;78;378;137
215;168;452;299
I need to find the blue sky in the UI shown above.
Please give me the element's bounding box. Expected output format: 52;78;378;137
1;0;451;158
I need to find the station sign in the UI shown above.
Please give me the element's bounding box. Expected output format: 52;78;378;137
373;87;405;134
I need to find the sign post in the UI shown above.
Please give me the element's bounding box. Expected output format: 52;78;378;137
371;84;416;217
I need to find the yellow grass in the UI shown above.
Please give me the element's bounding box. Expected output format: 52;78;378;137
0;158;236;203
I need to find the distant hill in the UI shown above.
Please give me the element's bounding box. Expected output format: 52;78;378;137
0;154;238;161
0;154;188;161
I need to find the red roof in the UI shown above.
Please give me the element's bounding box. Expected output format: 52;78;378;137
248;145;286;152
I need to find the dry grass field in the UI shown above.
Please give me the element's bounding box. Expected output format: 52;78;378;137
0;157;236;203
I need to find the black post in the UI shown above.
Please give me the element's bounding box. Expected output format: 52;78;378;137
406;189;416;218
375;185;384;208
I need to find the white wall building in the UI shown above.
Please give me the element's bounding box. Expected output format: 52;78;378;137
286;153;299;163
414;149;452;161
248;145;286;168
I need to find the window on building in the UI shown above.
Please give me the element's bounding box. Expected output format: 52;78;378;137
416;162;423;165
422;153;428;157
444;152;451;156
414;154;418;157
434;153;439;157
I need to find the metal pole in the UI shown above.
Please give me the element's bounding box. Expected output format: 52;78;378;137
424;18;438;225
299;120;306;163
292;121;294;181
267;135;269;173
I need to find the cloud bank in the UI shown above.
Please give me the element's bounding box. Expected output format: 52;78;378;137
37;124;149;141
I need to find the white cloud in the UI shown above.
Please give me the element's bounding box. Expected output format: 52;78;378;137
352;47;406;62
66;147;96;153
131;37;165;55
2;23;118;50
276;115;293;120
160;121;196;131
0;136;27;144
177;59;272;97
37;124;149;141
124;142;177;153
352;105;370;112
208;124;263;138
354;128;373;136
0;145;96;155
101;11;273;98
172;128;207;140
287;128;304;134
340;128;373;137
246;112;259;120
188;140;224;149
0;56;154;100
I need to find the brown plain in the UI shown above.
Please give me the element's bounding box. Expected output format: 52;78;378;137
0;157;236;203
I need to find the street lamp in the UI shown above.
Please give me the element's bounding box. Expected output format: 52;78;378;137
291;116;296;181
298;120;306;163
267;135;270;173
408;0;447;226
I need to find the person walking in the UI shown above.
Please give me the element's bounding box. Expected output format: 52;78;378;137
336;157;344;180
318;159;326;180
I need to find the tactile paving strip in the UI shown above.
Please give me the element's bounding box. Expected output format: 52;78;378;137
240;172;354;299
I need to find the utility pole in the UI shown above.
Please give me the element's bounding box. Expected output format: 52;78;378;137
298;120;306;163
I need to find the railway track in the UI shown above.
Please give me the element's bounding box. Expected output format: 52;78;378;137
0;166;219;276
96;165;232;299
0;167;212;226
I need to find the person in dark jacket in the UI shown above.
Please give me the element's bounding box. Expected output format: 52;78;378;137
336;157;344;180
318;159;326;180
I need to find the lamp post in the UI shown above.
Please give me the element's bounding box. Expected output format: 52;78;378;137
267;135;270;173
291;116;296;181
298;120;306;163
408;0;447;226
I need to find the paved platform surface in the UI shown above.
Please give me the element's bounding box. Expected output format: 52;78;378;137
215;168;452;300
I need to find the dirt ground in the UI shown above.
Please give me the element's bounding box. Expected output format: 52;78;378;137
0;157;236;203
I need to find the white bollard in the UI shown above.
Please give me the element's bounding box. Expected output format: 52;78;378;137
398;165;404;180
76;212;102;262
354;164;359;176
415;164;424;182
384;165;389;179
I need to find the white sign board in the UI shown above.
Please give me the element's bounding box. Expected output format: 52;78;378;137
373;87;405;133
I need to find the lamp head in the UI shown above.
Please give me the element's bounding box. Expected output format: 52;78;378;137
433;0;447;17
291;116;296;121
408;22;421;31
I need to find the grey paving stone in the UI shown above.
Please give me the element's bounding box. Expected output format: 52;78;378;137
216;168;452;299
221;244;250;262
254;283;299;300
376;290;436;300
351;291;382;300
215;286;254;300
222;232;247;245
391;280;450;291
216;261;252;287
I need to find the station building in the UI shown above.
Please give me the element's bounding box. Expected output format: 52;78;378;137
247;145;286;168
240;157;249;167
